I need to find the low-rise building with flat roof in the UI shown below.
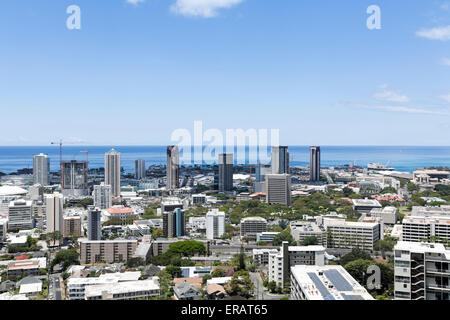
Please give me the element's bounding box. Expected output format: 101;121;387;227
290;265;374;300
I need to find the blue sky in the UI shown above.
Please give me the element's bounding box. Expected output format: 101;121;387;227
0;0;449;146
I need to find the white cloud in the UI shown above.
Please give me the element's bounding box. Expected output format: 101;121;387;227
416;25;450;41
170;0;245;18
440;94;450;103
126;0;145;5
442;3;449;11
441;58;450;66
373;86;411;103
348;103;450;116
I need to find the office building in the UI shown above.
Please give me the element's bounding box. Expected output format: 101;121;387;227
394;241;450;300
240;217;267;240
218;153;233;192
79;240;137;264
324;218;381;250
93;183;112;210
33;153;49;186
352;199;382;214
290;265;374;300
61;160;89;197
268;242;326;287
309;146;321;182
206;208;225;240
265;174;291;206
85;278;160;300
369;206;399;225
166;146;179;190
135;159;146;180
271;146;289;174
45;192;64;239
256;232;279;243
62;215;82;238
402;215;450;243
254;163;272;193
290;221;327;247
8;200;33;230
163;208;186;238
105;149;121;197
88;208;102;241
67;271;142;300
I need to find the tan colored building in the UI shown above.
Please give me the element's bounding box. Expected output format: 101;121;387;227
7;260;40;276
63;216;82;238
80;240;137;264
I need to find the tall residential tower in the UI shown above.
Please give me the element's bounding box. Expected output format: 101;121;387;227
105;149;121;197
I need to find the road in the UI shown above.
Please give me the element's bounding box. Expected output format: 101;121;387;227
49;274;63;300
249;272;285;301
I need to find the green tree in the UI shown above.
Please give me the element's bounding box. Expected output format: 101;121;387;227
165;265;182;278
300;236;318;246
211;268;226;278
272;229;295;246
51;249;79;271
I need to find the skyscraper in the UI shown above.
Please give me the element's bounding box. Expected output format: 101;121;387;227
105;149;121;197
163;208;185;238
166;146;179;190
206;208;225;240
45;192;64;236
265;174;291;206
61;160;89;197
310;146;321;182
135;159;146;180
88;207;102;241
93;183;112;209
33;153;49;186
218;153;233;192
271;146;289;174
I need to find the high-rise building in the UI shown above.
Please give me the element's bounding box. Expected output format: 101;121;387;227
163;208;185;238
63;216;82;238
33;153;49;186
135;159;146;180
105;149;121;197
88;207;102;241
45;192;64;235
265;174;291;206
254;163;272;193
166;146;179;190
271;146;289;174
394;241;450;300
310;146;321;182
28;184;44;202
93;183;112;210
79;240;137;264
61;160;89;197
8;200;33;230
206;208;225;240
218;153;233;193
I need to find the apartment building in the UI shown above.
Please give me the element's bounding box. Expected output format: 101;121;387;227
79;240;137;264
324;218;381;251
252;248;279;266
394;241;450;300
290;265;374;300
240;217;267;240
62;215;82;238
268;242;326;287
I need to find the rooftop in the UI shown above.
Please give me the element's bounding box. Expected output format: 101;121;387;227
291;265;374;300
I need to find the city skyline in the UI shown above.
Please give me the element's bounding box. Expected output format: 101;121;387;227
0;0;449;146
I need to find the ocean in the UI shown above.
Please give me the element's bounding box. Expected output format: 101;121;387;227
0;146;449;174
